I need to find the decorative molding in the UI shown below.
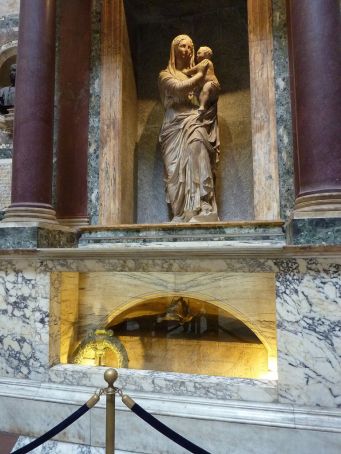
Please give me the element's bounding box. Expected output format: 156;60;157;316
0;377;340;433
0;244;340;260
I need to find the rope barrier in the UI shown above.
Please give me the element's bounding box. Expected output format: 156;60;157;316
11;392;101;454
122;394;212;454
10;369;214;454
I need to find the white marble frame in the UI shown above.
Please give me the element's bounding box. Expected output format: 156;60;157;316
0;248;340;410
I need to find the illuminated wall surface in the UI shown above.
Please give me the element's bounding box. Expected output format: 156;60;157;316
56;271;277;379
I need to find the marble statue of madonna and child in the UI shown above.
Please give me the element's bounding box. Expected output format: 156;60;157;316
158;35;221;223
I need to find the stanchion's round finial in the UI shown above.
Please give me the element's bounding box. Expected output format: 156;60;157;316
104;368;118;387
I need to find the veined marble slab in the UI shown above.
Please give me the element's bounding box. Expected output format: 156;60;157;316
0;265;51;380
12;437;121;453
78;222;285;247
277;270;341;408
48;365;277;403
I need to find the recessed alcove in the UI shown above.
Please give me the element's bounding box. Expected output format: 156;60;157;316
124;0;253;222
99;0;280;224
0;54;16;87
92;296;268;377
52;270;277;380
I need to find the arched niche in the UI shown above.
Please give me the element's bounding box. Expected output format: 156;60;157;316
0;41;17;136
98;0;279;224
55;271;277;379
0;41;17;85
72;329;129;368
96;293;275;379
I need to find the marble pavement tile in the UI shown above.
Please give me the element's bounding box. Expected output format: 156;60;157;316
12;437;105;453
1;397;91;445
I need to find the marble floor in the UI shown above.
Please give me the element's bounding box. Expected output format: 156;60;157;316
0;431;19;454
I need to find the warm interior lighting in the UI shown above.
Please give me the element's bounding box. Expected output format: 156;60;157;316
69;296;277;379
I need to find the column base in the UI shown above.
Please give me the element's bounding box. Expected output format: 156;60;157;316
294;192;341;218
2;205;58;223
0;222;77;249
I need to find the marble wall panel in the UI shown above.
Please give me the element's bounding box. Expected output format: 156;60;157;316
277;268;341;408
50;272;62;367
0;7;18;45
0;263;52;380
87;0;101;225
0;0;19;17
272;0;295;219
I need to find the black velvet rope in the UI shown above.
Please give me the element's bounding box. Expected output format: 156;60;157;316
130;402;212;454
11;403;90;454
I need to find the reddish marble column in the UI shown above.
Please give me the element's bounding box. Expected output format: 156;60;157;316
287;0;341;215
56;0;92;226
4;0;57;222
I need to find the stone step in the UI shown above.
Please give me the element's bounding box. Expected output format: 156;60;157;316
0;431;19;453
78;221;285;247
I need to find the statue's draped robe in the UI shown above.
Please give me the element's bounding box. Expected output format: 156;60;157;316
159;69;220;221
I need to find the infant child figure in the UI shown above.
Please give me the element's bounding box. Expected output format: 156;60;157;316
183;46;220;112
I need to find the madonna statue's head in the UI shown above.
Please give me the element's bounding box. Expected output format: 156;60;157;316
167;34;195;75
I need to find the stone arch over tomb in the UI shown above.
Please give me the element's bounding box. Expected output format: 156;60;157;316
0;41;17;135
0;41;17;69
0;40;17;85
100;291;276;372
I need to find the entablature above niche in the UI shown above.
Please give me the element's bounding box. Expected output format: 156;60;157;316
0;245;339;274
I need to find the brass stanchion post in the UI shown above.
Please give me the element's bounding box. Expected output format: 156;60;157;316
104;368;118;454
